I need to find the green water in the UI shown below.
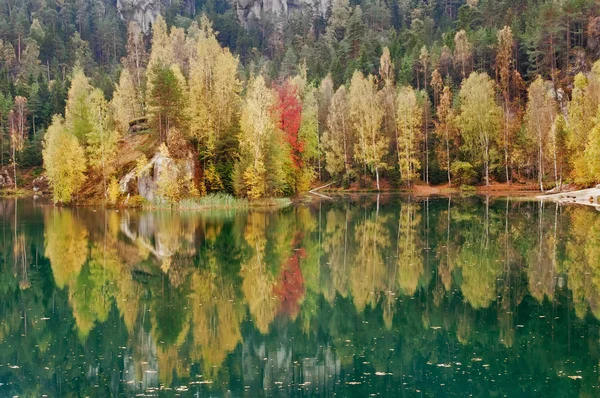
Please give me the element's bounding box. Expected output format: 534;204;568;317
0;195;599;397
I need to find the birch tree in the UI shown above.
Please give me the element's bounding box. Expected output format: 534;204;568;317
457;72;501;186
349;71;387;190
396;86;422;187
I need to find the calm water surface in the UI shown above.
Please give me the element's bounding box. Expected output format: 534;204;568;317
0;195;599;396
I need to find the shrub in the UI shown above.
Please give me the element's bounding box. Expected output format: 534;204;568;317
450;161;477;186
108;177;120;205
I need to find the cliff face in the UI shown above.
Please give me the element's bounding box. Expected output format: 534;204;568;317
234;0;331;27
116;0;330;32
116;0;161;34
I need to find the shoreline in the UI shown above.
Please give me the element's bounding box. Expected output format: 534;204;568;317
11;183;600;210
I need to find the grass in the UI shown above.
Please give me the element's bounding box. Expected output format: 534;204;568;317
0;187;33;197
144;193;292;211
178;193;249;210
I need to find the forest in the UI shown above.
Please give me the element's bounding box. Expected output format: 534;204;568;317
1;0;600;202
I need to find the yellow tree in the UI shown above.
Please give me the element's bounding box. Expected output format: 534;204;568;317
42;115;87;203
236;76;280;198
87;89;119;198
188;15;241;191
457;72;501;186
435;86;455;184
323;86;352;183
584;112;600;182
112;69;143;134
454;30;472;78
526;77;557;191
349;71;387;190
431;68;443;109
8;96;27;189
396;86;422;187
65;66;93;142
567;69;600;183
496;26;515;183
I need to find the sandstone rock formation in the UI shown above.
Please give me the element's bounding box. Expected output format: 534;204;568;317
0;169;13;189
235;0;331;27
116;0;161;34
119;151;194;203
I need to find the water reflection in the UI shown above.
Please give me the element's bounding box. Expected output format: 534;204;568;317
1;196;600;396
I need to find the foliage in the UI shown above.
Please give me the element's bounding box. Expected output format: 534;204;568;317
42;116;86;203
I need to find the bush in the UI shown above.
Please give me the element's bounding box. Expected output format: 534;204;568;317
108;177;120;205
450;161;477;186
127;195;146;208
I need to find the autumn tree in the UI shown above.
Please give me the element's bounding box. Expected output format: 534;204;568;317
457;72;501;186
87;89;118;197
567;70;600;183
317;75;334;180
431;69;443;109
454;30;472;78
396;86;422;187
298;85;319;191
275;81;303;170
349;71;387;190
435;86;455;184
65;66;93;143
112;69;143;134
188;15;241;191
526;77;557;191
43;115;87;203
124;23;148;113
497;26;515;183
323;86;352;184
236;76;285;198
8;96;27;189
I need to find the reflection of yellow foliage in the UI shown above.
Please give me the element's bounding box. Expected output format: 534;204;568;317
527;226;557;302
70;243;123;340
190;272;244;375
566;209;600;319
44;208;89;289
322;209;352;302
351;209;390;312
457;243;501;310
241;212;277;333
397;203;423;296
157;344;190;386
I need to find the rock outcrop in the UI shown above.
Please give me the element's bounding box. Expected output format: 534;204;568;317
116;0;329;32
119;151;194;203
235;0;331;27
0;169;13;189
116;0;161;34
33;175;49;193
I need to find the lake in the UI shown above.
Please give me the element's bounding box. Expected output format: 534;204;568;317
0;195;599;396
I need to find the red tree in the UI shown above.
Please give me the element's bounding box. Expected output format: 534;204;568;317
274;81;304;169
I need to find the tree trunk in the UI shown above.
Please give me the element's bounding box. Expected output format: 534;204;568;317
446;125;451;185
12;146;17;190
504;102;510;184
375;166;380;191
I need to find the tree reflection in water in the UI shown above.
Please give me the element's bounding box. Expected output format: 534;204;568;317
0;196;599;396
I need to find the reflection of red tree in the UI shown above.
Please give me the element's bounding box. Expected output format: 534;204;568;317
273;233;306;318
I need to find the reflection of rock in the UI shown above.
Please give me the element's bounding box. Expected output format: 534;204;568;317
123;328;159;391
117;0;160;34
0;168;13;189
119;151;194;203
242;337;341;394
